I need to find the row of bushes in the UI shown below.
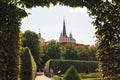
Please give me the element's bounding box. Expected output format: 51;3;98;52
44;59;98;77
20;47;36;80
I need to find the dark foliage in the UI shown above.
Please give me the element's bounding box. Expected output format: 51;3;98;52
0;2;27;80
44;59;98;77
22;30;42;70
20;47;36;80
63;66;81;80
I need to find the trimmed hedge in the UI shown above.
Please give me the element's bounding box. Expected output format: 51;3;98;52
63;66;81;80
0;3;27;80
20;47;36;80
52;75;61;80
44;59;51;77
44;59;98;77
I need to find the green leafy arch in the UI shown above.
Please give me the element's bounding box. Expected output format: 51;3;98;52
0;0;120;80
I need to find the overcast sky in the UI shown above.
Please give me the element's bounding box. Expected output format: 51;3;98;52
21;5;96;45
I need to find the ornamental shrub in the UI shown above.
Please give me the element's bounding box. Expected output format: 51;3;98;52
52;75;61;80
20;47;36;80
44;59;98;77
63;66;81;80
44;59;51;77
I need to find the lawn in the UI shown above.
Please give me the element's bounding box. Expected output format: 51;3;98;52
81;78;101;80
52;73;101;80
80;73;101;80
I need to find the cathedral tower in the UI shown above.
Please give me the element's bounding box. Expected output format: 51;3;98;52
59;18;76;43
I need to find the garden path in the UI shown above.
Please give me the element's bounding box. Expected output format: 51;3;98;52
35;72;51;80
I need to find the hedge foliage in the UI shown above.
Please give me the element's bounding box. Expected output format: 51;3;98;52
20;47;36;80
44;59;98;77
52;75;61;80
0;2;27;80
63;66;81;80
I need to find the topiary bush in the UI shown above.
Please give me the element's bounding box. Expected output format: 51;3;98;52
44;59;98;77
20;47;36;80
63;66;81;80
52;75;61;80
44;59;51;77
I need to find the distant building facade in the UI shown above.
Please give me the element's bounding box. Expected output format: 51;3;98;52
38;18;89;47
59;19;76;43
38;29;45;45
59;18;89;47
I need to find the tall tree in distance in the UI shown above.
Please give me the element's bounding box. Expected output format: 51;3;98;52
89;46;97;61
77;46;97;61
22;30;42;69
42;40;63;64
64;43;79;60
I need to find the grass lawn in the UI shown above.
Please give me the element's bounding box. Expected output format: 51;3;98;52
79;73;101;80
52;73;101;80
81;78;101;80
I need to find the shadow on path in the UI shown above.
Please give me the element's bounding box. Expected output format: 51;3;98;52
36;72;44;76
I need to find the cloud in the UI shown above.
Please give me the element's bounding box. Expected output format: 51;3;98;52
71;7;87;14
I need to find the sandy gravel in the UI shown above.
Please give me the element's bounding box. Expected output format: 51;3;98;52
35;72;51;80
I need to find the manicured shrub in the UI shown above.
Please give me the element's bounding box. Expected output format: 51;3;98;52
63;66;81;80
44;59;51;77
20;47;36;80
44;59;98;77
52;75;61;80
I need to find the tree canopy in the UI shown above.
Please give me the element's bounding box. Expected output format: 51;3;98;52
64;43;79;60
22;30;42;68
1;0;120;8
42;40;62;63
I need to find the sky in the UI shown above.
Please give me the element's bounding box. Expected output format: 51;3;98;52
21;5;96;45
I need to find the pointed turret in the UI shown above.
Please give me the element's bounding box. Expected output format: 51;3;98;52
63;18;67;36
69;32;76;43
69;32;72;38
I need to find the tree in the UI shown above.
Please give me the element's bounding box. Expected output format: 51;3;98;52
78;46;90;60
64;43;79;60
89;46;97;61
42;40;62;64
22;30;42;69
78;46;97;61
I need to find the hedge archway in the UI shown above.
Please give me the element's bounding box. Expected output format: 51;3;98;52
0;0;120;80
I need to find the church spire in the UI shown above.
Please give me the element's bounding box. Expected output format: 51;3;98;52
63;18;67;36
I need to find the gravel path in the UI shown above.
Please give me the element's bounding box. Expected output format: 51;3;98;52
35;72;51;80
